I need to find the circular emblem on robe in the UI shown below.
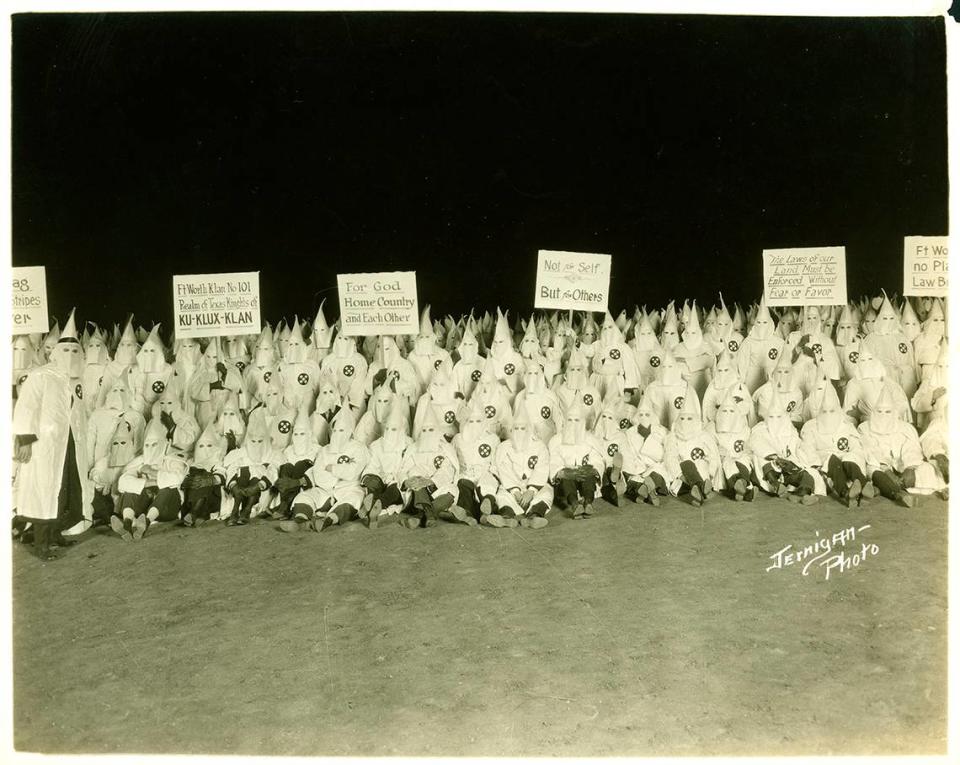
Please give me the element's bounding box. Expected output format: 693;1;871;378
690;447;705;461
619;418;632;430
649;356;661;368
540;406;551;420
484;405;496;419
607;443;619;457
151;380;165;394
297;373;309;386
848;351;859;364
609;348;621;360
786;400;796;413
278;420;292;434
18;374;27;385
728;340;739;353
235;361;246;372
504;363;516;375
733;439;745;453
784;446;791;458
337;454;350;464
837;437;849;452
343;365;355;377
478;443;492;458
471;369;482;382
583;394;594;406
898;342;908;354
75;384;83;400
581;455;591;466
390;369;401;380
527;455;538;470
674;396;685;409
434;359;443;370
443;410;456;424
767;348;779;360
433;455;445;470
812;343;822;356
263;371;272;383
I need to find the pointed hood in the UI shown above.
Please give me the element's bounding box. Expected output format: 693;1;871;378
900;298;921;341
114;317;140;365
136;324;166;374
194;421;226;468
749;295;775;340
873;290;901;336
659;306;680;350
313;299;334;351
253;324;277;366
510;397;533;448
519;314;541;358
419;304;435;338
681;301;703;349
490;308;514;358
868;381;898;434
715;386;747;433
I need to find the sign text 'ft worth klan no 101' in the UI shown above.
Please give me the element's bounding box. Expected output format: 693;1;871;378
337;271;419;337
762;246;847;307
903;236;948;296
11;266;49;335
173;272;261;339
535;250;612;312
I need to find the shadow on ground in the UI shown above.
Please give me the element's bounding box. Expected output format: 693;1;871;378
12;492;947;756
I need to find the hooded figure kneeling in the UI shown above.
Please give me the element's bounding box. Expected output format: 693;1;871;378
396;406;461;529
662;388;720;506
286;408;371;532
113;418;188;540
548;403;606;519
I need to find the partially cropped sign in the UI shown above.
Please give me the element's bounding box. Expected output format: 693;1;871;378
337;271;419;336
762;247;847;306
173;272;261;339
903;236;948;296
535;250;612;312
12;266;49;334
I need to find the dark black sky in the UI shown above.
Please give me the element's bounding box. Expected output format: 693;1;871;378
12;12;947;328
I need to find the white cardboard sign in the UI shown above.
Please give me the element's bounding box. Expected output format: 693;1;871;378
535;250;612;312
337;271;419;337
762;246;847;306
12;266;49;334
173;272;261;339
903;236;948;296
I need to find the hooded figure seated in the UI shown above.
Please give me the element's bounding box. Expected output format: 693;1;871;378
221;409;284;526
113;417;188;541
554;347;602;430
189;338;246;430
285;408;371;532
321;330;369;400
752;352;804;428
548;403;606;519
89;419;137;527
857;383;945;507
180;423;228;526
452;323;485;399
451;399;500;527
360;404;414;528
736;296;784;395
748;388;824;504
704;388;755;502
911;340;948;432
252;379;297;452
800;383;869;507
592;403;629;507
270;410;322;520
862;294;918;398
406;306;452;389
413;359;463;441
701;348;755;428
396;406;460;529
150;387;201;459
310;374;343;445
353;383;402;446
640;350;698;430
493;406;554;528
127;325;174;417
919;392;948;499
843;346;911;426
468;357;514;440
87;377;145;467
662;389;720;507
787;305;842;395
610;395;669;507
671;304;715;400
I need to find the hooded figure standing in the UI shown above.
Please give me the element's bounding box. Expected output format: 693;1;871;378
662;389;720;506
113;417;188;540
469;357;514;440
672;304;715;399
243;325;279;408
911;341;948;432
406;306;452;389
705;295;745;358
321;331;369;400
452;323;485;399
858;383;944;506
87;377;146;469
834;304;865;383
413;359;463;441
488;309;525;399
354;384;402;446
704;388;755;502
514;364;563;445
276;318;322;413
752;352;805;427
493;406;554;528
862;294;918;398
13;310;93;558
701;348;755;427
843;347;911;426
591;311;641;399
397;405;460;529
555;347;602;430
127;325;174;417
81;326;111;414
736;296;784;394
913;299;946;380
548;403;606;518
800;383;869;507
640;350;697;430
629;311;665;391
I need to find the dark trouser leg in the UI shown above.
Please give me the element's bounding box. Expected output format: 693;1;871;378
679;460;704;490
649;472;668;495
380;483;402;506
578;476;597;503
826;455;848;498
292;502;315;521
931;454;949;482
842;461;866;483
186;485;221;520
871;470;903;501
119;489;156;517
528;501;549;517
361;474;386;499
600;467;619;506
240;490;261;521
330;503;357;525
457;479;480;519
32;519;57;558
57;429;84;532
152;488;183;522
91;493;115;526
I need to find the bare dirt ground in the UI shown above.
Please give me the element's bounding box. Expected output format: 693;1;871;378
12;491;947;756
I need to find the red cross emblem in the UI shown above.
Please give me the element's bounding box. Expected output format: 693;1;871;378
619;418;632;430
837;437;849;451
691;447;705;460
443;410;456;424
728;340;739;352
812;343;822;356
235;361;246;372
434;358;443;370
849;351;859;363
390;369;400;380
540;406;551;419
75;384;83;400
581;455;591;466
337;454;351;464
18;375;27;385
898;342;908;354
527;455;538;470
786;400;796;412
263;371;272;383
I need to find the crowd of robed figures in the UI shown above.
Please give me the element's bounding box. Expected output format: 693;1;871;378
11;290;949;559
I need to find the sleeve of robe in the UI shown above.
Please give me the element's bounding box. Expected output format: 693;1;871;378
157;456;188;490
171;411;200;451
331;444;370;482
12;371;43;438
494;443;525;492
